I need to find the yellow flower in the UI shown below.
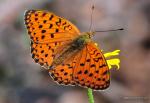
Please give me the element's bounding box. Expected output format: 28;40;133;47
94;43;120;70
104;50;120;70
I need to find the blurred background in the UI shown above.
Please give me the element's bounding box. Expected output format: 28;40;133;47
0;0;150;103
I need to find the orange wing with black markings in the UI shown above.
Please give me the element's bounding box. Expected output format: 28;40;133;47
24;10;80;68
25;10;110;90
49;42;110;90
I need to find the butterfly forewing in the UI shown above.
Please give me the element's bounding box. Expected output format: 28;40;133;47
24;10;80;68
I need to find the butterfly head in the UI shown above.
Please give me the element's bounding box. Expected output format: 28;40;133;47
76;32;95;44
86;32;95;38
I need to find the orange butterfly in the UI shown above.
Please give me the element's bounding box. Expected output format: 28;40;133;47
24;10;110;90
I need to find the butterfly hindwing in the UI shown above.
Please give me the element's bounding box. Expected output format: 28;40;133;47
49;42;110;90
85;42;110;90
73;42;110;90
49;49;82;85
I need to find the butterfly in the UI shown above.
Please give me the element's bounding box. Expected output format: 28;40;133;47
24;10;110;90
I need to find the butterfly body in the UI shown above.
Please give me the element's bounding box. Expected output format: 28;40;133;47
25;10;110;90
51;32;94;69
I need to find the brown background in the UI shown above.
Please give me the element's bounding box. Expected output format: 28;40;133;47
0;0;150;103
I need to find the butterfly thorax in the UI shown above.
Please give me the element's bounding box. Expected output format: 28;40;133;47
50;32;94;69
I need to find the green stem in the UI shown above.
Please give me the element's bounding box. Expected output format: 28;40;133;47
87;88;94;103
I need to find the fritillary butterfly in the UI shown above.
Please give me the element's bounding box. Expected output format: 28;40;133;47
24;10;110;90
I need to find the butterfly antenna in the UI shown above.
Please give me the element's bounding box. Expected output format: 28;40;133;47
95;28;124;32
89;0;95;32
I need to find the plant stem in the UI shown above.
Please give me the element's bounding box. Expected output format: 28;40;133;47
87;88;94;103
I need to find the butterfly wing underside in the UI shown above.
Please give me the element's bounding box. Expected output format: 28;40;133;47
49;42;110;90
24;10;80;68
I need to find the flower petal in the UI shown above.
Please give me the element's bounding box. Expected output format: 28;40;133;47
104;50;121;70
